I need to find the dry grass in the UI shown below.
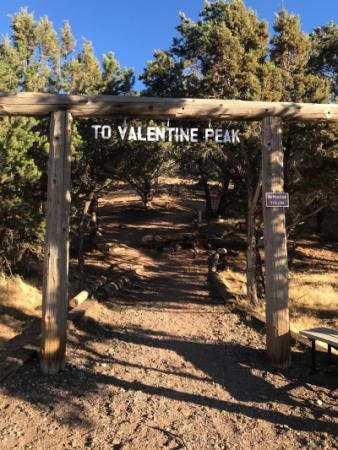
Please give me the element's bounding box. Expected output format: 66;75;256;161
289;271;337;331
219;268;338;332
0;273;41;315
220;268;247;298
0;273;41;347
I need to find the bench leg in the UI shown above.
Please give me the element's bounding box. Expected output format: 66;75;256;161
311;339;316;373
328;345;332;366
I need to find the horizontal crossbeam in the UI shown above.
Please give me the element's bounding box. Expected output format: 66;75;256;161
0;92;337;121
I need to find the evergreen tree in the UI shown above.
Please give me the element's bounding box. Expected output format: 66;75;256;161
114;121;172;207
271;8;330;102
141;0;337;304
64;40;103;94
0;8;51;272
60;21;76;59
0;8;136;276
0;37;20;92
142;0;274;303
271;9;337;237
0;116;48;272
140;50;186;97
102;51;135;95
309;22;338;99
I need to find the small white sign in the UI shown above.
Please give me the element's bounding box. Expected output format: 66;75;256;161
265;192;289;208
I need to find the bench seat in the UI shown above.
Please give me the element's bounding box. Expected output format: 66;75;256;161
300;327;338;372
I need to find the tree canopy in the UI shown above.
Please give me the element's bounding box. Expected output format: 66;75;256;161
0;2;336;303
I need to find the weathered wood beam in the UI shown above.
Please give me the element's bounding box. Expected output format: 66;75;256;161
41;111;72;375
261;116;291;369
0;92;337;121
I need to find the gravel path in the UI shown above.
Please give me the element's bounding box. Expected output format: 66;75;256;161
0;189;337;450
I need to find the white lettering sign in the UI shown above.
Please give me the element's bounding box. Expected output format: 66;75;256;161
92;125;240;143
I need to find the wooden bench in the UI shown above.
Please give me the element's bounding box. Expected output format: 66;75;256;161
300;327;338;372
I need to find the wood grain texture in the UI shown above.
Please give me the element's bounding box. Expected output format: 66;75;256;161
0;92;337;121
261;116;291;369
41;111;72;375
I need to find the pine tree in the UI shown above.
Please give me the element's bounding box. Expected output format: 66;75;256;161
64;40;103;94
60;21;76;59
0;37;20;92
140;50;186;97
102;51;135;95
0;116;48;272
309;22;338;99
142;0;274;303
270;9;337;238
271;8;330;102
0;8;135;276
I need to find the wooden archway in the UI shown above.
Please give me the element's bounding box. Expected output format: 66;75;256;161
1;92;337;373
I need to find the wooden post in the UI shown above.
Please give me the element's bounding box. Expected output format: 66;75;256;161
261;116;291;368
41;111;72;374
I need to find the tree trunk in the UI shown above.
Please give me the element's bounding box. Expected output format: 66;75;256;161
216;178;230;217
88;196;98;243
202;178;214;219
255;228;265;297
78;189;96;289
247;210;258;305
241;144;261;305
139;188;150;208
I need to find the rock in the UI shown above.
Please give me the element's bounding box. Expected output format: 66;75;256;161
141;234;154;246
276;424;289;433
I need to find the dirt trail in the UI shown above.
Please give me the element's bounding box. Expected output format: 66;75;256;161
0;187;337;450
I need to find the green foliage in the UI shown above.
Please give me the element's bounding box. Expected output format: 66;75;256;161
115;122;172;206
309;22;338;99
141;1;336;230
284;121;338;232
0;1;336;274
102;51;135;95
271;8;330;103
0;117;47;270
64;41;103;94
0;7;135;272
140;50;186;97
270;8;336;230
60;21;76;59
271;8;309;73
142;0;273;217
0;37;20;92
173;0;271;100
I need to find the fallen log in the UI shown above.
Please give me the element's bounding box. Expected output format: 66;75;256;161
207;238;246;251
68;275;108;308
99;270;137;296
141;231;200;250
208;248;228;272
0;268;138;382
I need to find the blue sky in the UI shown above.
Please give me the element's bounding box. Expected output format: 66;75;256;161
0;0;337;90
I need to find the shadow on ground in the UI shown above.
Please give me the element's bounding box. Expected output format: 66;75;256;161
1;315;337;436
